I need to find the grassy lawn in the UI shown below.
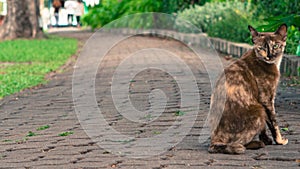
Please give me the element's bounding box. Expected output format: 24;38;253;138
0;36;77;99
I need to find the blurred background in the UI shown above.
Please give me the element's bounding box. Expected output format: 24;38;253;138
0;0;299;54
80;0;299;55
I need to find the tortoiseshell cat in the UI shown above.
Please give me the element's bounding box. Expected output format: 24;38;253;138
208;24;288;154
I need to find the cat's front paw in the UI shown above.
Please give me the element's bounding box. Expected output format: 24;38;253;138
276;137;288;145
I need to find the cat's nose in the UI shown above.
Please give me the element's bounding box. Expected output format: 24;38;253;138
267;55;274;59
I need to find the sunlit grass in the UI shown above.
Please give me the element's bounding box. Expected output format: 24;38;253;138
0;36;77;98
0;36;77;62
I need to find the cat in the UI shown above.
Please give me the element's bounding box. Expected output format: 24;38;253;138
208;24;288;154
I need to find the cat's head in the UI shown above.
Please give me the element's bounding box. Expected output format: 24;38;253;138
248;24;287;65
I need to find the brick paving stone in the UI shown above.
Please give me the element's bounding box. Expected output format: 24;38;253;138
0;30;299;168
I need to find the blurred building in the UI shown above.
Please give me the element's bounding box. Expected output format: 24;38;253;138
0;0;7;26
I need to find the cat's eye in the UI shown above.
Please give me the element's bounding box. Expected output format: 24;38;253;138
273;44;280;49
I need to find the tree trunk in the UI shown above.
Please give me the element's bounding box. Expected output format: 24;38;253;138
0;0;43;40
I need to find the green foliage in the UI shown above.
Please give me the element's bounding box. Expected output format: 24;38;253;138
251;0;299;20
109;13;177;30
82;0;207;29
207;9;251;43
178;1;250;33
82;0;119;29
177;0;299;54
177;1;253;42
82;0;164;29
0;36;77;98
286;25;300;55
161;0;207;13
83;0;299;54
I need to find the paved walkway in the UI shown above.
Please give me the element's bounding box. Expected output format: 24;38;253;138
0;30;299;168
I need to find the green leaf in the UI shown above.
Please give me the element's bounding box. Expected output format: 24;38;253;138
27;131;37;137
281;127;289;131
175;110;185;116
58;131;74;137
36;125;50;131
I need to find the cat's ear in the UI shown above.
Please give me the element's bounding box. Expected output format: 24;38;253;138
275;24;287;41
248;25;258;43
248;25;258;38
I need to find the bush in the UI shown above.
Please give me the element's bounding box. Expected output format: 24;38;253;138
176;1;253;41
82;0;164;29
177;1;299;54
207;9;251;43
82;0;119;29
83;0;299;54
82;0;205;30
286;25;300;55
250;0;299;19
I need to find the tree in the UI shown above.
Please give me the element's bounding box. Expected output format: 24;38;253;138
0;0;43;40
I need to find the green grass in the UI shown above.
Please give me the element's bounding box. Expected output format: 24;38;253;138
36;125;50;131
0;36;77;62
58;131;74;137
0;36;77;98
26;131;37;137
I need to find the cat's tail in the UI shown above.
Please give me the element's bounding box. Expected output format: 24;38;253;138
208;143;246;154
